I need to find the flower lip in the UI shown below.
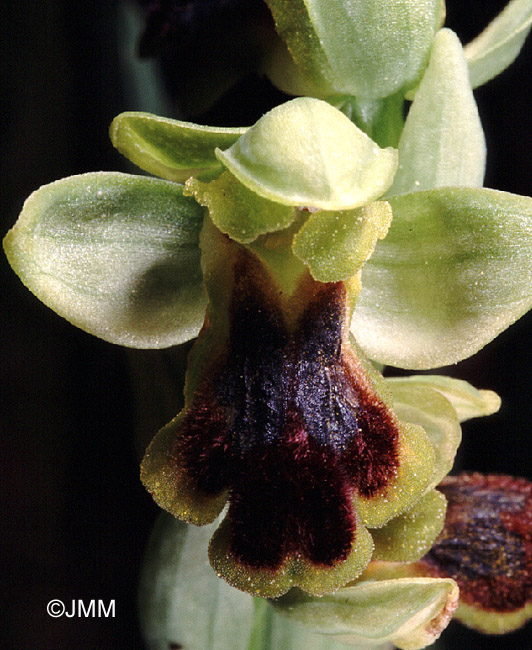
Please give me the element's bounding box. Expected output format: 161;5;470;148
141;227;436;596
179;267;401;571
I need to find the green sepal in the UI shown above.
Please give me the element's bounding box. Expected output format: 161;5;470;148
3;172;207;348
185;171;297;244
110;111;247;182
465;0;532;88
264;0;439;99
388;29;485;197
216;98;398;211
386;378;462;492
387;374;501;423
292;201;392;282
370;489;447;562
353;187;532;369
273;574;459;650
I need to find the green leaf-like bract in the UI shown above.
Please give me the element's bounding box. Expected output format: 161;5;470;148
110;111;247;182
264;0;439;99
388;381;462;492
388;375;501;423
3;172;207;348
139;514;255;650
352;187;532;368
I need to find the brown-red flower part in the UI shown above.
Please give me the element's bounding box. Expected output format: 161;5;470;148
141;225;434;597
420;472;532;633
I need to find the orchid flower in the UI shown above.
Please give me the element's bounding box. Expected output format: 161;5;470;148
4;0;532;648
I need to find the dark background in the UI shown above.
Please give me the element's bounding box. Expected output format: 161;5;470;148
2;1;532;648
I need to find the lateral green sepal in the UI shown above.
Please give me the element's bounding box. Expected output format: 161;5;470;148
353;187;532;368
3;172;207;348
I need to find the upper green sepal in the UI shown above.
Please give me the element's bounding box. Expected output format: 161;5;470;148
264;0;439;100
353;186;532;369
3;172;207;348
216;98;398;211
110;111;247;182
388;29;485;197
465;0;532;88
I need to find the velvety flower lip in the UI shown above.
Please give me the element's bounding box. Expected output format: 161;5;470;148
141;225;434;597
419;472;532;633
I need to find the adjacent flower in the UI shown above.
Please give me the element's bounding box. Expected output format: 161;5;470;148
419;472;532;634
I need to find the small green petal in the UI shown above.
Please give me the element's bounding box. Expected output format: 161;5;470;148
216;98;398;211
388;29;485;197
110;111;247;182
465;0;532;88
371;490;447;562
353;187;532;368
273;576;458;650
264;0;439;99
388;374;501;422
292;202;392;282
185;172;296;244
139;514;255;650
386;379;462;492
3;172;206;348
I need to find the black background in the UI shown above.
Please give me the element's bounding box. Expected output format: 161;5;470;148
2;1;532;648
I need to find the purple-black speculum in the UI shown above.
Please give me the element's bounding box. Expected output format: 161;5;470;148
175;255;401;571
